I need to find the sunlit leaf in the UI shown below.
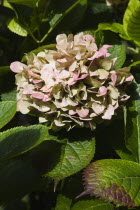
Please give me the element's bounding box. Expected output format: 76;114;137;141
123;0;140;42
7;18;28;37
96;22;130;40
7;0;40;8
46;138;95;181
80;159;140;207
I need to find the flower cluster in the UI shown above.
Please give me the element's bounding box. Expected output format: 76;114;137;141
10;32;133;130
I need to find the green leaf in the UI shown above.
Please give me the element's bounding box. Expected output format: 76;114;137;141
1;89;16;101
96;23;124;34
7;18;28;37
71;199;115;210
7;0;40;8
0;66;10;76
95;120;135;162
108;45;126;69
50;14;63;27
123;0;140;42
0;101;16;129
46;138;95;181
134;40;140;47
125;82;140;163
3;0;13;9
55;194;72;210
129;61;140;67
0;159;41;204
81;159;140;207
21;44;56;62
40;0;87;43
94;30;104;48
111;119;135;162
0;67;16;101
96;22;130;40
0;125;48;161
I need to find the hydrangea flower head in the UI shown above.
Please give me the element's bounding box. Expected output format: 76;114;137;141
10;32;133;130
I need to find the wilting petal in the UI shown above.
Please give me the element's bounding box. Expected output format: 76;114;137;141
17;99;30;114
54;98;68;108
39;116;48;123
92;102;105;114
98;69;109;79
67;98;78;106
102;104;114;120
90;70;99;77
108;85;119;99
54;118;65;127
99;59;112;70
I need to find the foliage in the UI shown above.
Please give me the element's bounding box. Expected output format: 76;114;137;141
1;0;140;209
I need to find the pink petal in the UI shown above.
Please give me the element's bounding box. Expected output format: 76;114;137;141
126;75;134;82
97;86;107;96
76;108;89;118
84;34;95;42
76;74;88;81
31;92;44;99
42;95;52;102
28;71;40;78
88;45;112;61
33;80;42;84
10;61;26;73
69;110;77;115
90;71;99;76
110;73;117;86
41;86;51;93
